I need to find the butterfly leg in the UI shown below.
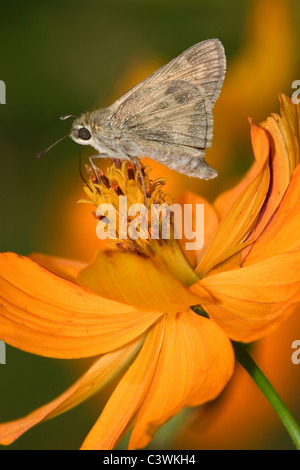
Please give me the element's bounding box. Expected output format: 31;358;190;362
89;154;106;183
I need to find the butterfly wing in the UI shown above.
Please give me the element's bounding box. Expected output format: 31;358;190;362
102;39;225;178
110;39;225;110
112;80;211;148
107;79;215;178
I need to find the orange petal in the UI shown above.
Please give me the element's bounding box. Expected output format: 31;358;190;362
77;250;208;311
242;96;299;261
150;239;200;287
274;93;299;174
128;311;234;450
176;191;219;269
191;251;300;342
30;253;87;282
202;300;298;345
195;128;270;277
214;122;270;219
0;338;143;445
80;317;165;450
259;115;292;212
245;164;300;264
0;252;162;358
185;312;235;406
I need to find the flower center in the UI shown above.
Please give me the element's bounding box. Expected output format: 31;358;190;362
81;159;175;256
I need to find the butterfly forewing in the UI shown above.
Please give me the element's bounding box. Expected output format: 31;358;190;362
109;39;225;111
111;80;213;150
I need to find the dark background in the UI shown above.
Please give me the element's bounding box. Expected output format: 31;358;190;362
0;0;300;450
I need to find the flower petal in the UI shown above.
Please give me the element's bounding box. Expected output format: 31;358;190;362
176;191;219;269
191;251;300;341
77;250;208;311
201;300;298;345
259;116;292;218
128;310;234;450
80;317;165;450
185;312;235;406
244;164;300;264
30;253;87;282
240;112;293;263
0;252;162;358
0;338;143;445
214;122;270;219
195;126;270;277
273;93;299;174
241;96;299;261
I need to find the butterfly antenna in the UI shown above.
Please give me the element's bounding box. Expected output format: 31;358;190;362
37;115;78;158
60;115;77;121
37;134;69;159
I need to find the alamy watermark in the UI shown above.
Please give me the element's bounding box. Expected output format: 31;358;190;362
0;80;6;104
0;341;6;365
291;80;300;105
95;197;205;251
291;340;300;365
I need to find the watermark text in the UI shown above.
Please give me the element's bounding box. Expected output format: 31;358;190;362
291;340;300;365
291;80;300;105
95;197;205;251
0;80;6;104
0;341;6;364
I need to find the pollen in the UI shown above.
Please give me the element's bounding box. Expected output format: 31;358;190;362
81;160;175;255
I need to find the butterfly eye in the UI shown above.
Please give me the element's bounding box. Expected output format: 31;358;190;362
78;127;91;140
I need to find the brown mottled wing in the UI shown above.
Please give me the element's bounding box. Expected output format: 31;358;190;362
111;80;212;149
109;39;226;111
108;79;216;178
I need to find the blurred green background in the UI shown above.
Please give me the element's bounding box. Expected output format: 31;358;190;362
0;0;300;450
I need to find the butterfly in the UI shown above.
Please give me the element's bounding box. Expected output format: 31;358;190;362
39;39;226;186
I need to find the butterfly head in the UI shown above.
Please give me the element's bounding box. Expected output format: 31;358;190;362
70;113;94;146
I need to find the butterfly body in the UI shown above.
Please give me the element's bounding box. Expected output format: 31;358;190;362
70;39;226;179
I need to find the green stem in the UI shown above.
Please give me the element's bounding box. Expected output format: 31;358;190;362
233;342;300;450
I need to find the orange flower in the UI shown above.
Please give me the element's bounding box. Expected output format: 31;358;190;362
0;168;234;450
191;93;300;342
0;94;299;450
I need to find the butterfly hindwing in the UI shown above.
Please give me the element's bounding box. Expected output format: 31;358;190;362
117;80;213;150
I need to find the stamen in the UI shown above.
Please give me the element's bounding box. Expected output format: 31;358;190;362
127;162;134;180
115;242;127;252
146;182;151;198
85;164;98;184
92;211;106;221
81;159;174;257
111;182;124;196
97;170;111;189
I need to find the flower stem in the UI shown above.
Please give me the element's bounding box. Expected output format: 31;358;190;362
233;342;300;450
